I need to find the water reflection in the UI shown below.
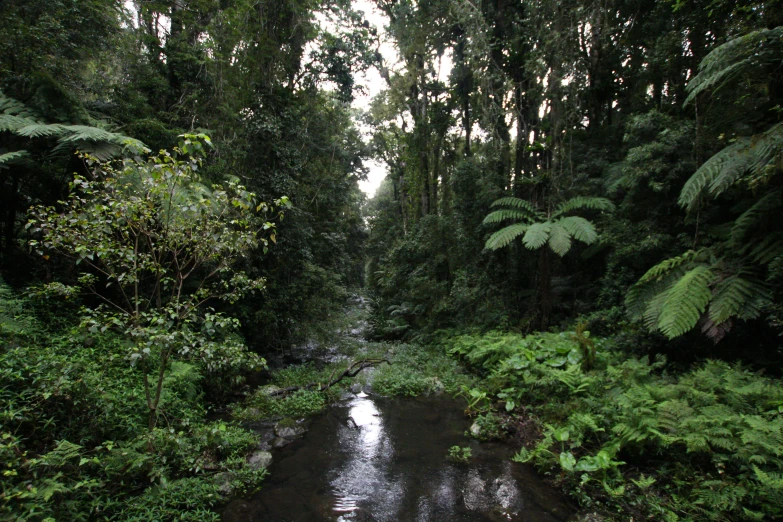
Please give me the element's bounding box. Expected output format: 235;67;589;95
224;394;572;522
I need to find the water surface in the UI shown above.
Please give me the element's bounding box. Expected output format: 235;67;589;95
223;393;572;522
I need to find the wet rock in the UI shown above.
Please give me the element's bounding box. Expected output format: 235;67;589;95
271;437;293;449
214;471;234;495
469;421;482;438
275;418;306;439
350;383;362;393
247;450;273;470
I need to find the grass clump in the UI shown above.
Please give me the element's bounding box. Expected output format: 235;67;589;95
372;343;473;397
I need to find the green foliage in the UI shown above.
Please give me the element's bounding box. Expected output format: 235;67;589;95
0;282;265;521
447;445;472;464
684;27;783;107
483;196;614;257
26;137;288;430
447;329;783;520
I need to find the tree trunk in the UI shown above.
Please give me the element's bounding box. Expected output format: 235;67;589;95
536;247;552;328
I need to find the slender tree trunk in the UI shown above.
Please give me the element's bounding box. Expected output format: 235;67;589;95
536;247;552;328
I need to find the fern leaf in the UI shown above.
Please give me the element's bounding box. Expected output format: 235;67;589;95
0;150;30;167
554;196;615;216
658;266;715;339
709;275;771;324
679;138;749;211
730;190;782;247
15;123;68;138
522;222;552;250
483;209;533;224
637;251;698;285
685;27;783;105
747;232;783;264
485;223;530;250
0;114;37;132
58;125;118;143
548;223;573;256
491;196;539;214
558;216;598;244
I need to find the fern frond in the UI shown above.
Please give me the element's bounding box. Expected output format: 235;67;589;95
483;209;534;224
685;27;783;106
658;266;715;339
679;138;749;211
58;125;119;143
680;124;783;212
710;275;771;324
637;251;699;285
730;190;783;247
491;196;539;214
0;150;30;167
548;223;572;256
15;123;69;138
554;196;615;216
0;114;37;132
485;223;530;250
522;222;552;250
558;216;598;244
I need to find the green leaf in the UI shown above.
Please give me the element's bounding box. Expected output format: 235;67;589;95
522;222;552;250
658;266;715;339
548;223;573;256
485;223;530;250
560;452;576;471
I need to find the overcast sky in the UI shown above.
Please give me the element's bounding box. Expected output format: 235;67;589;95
349;0;396;198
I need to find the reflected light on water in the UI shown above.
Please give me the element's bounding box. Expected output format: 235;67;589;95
332;395;402;520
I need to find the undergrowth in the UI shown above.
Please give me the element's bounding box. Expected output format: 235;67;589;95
443;330;783;521
0;282;267;521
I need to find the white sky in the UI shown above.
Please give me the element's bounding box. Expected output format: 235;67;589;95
349;0;397;197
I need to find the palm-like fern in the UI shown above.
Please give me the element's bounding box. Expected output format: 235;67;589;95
0;90;147;166
483;196;614;256
627;27;783;341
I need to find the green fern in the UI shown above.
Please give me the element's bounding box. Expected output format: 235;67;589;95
555;196;615;214
0;150;30;167
485;223;530;249
657;266;715;338
483;196;611;256
523;222;552;250
548;223;572;256
483;209;533;224
684;27;783;106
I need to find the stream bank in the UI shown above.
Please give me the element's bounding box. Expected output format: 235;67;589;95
223;299;576;521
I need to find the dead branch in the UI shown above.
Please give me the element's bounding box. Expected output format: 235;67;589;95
268;359;390;397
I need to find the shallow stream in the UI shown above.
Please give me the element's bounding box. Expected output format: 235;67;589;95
222;392;573;521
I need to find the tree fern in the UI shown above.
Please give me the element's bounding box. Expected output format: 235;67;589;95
657;266;715;339
729;190;782;247
709;275;770;325
490;196;539;215
485;223;530;250
684;27;783;106
483;209;533;224
0;150;30;167
558;216;597;244
555;196;615;215
523;222;552;250
548;223;572;256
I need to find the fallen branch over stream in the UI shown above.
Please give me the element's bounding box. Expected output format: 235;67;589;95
268;359;391;397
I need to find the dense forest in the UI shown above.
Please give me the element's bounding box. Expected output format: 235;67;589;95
2;0;783;520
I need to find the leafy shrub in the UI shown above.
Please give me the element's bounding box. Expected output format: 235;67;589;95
0;281;265;521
